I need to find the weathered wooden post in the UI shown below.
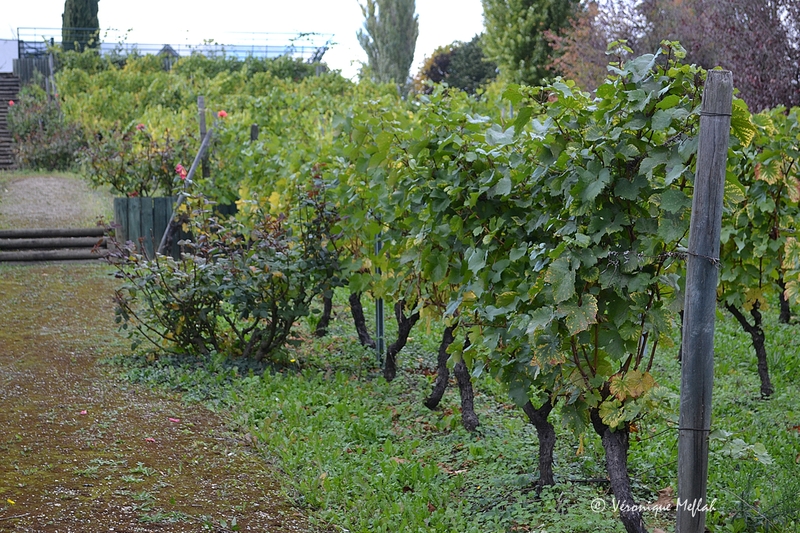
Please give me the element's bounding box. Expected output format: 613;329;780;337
198;96;210;179
157;128;214;255
677;69;733;533
375;234;385;363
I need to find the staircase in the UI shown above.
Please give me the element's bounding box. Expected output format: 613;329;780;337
0;227;109;262
0;73;21;169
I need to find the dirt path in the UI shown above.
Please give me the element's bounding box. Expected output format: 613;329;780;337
0;176;315;532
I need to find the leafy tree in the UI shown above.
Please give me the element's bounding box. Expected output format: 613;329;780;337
446;35;497;94
414;44;453;91
62;0;100;52
551;0;800;109
546;1;647;90
357;0;419;87
481;0;580;86
414;35;497;94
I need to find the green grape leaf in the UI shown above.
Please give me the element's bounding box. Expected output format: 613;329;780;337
545;257;575;303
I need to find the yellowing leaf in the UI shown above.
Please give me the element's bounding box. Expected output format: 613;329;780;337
784;280;800;305
609;369;656;401
731;98;757;147
743;287;768;312
268;191;282;212
785;237;800;262
545;257;575;303
598;398;626;428
558;294;598;335
755;161;781;185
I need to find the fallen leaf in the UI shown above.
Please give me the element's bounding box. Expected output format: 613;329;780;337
7;498;15;505
145;437;156;443
427;502;436;513
653;486;675;509
79;410;88;415
168;417;180;423
391;457;409;464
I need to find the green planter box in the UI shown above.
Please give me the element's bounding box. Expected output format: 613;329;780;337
113;197;185;259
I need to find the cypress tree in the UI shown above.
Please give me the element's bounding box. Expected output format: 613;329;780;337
357;0;419;88
62;0;100;52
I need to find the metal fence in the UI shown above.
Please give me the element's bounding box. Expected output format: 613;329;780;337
13;57;51;85
16;28;332;63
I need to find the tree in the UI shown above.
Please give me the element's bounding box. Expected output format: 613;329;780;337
62;0;100;52
546;1;655;90
700;0;800;111
550;0;800;109
447;36;497;94
357;0;419;87
414;35;497;94
481;0;580;86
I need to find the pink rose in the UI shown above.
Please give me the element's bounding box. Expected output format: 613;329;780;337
217;110;228;118
175;164;188;180
8;100;13;106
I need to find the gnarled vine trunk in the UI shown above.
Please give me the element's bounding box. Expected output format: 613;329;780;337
424;326;480;431
590;410;648;533
349;292;376;349
522;399;556;487
314;294;333;337
453;350;479;431
778;275;792;324
383;300;420;382
725;302;774;397
424;325;455;409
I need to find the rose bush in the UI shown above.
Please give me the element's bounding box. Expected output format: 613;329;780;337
7;84;86;170
79;123;197;197
112;185;341;361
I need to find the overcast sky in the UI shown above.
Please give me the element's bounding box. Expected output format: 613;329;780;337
2;1;486;78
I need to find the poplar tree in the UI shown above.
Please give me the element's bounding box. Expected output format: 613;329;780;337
481;0;579;86
357;0;419;87
62;0;100;52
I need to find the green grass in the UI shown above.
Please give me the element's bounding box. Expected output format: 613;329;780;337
110;293;800;533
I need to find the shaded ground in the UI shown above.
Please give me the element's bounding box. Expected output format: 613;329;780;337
0;176;316;532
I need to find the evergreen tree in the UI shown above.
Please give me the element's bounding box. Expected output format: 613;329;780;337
357;0;419;87
62;0;100;52
414;36;496;94
481;0;579;86
448;36;497;94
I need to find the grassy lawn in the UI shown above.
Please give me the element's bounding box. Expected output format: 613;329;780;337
110;292;800;533
0;170;113;229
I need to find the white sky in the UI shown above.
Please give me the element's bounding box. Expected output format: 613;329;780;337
1;0;486;78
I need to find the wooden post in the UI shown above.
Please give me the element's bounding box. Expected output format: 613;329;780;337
676;70;733;533
48;53;57;101
198;96;210;179
250;124;259;142
375;234;385;363
157;128;214;255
